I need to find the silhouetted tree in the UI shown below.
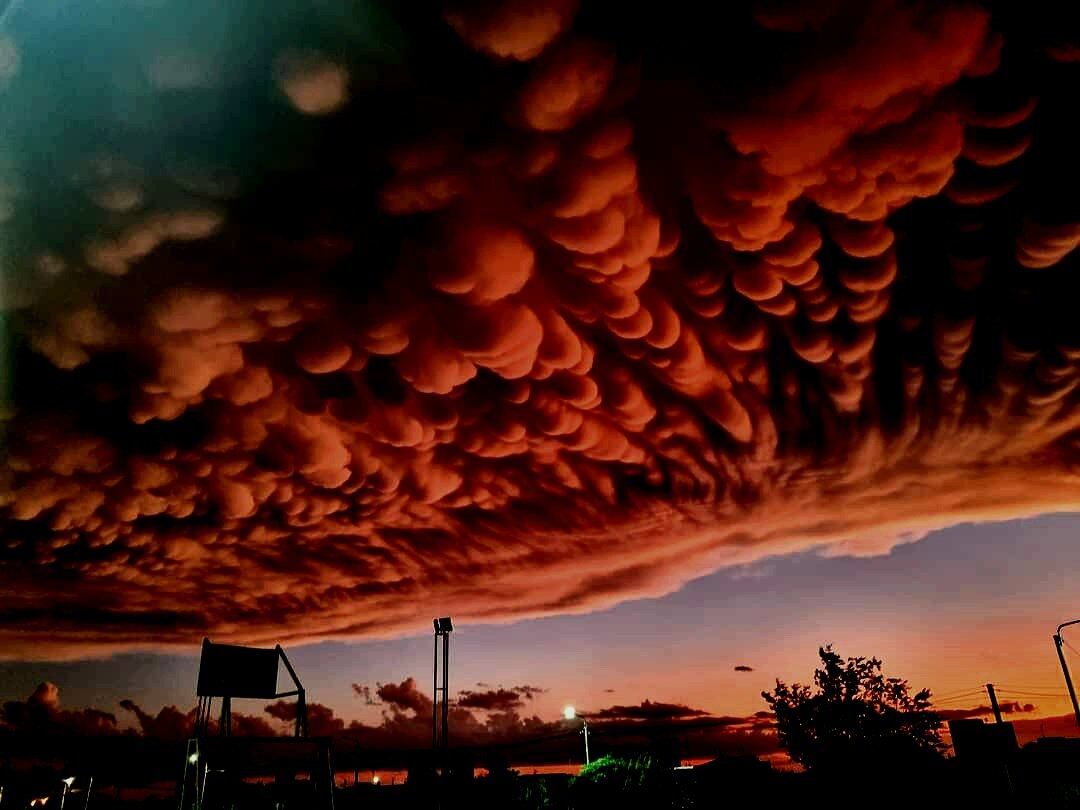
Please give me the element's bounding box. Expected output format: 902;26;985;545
762;646;944;776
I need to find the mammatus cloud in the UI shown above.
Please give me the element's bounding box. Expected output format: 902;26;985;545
1;0;1080;654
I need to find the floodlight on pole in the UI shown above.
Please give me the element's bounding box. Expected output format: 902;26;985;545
432;616;453;768
563;705;576;721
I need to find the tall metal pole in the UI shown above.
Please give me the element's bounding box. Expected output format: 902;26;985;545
432;632;438;751
441;631;450;758
582;719;590;765
985;683;1003;724
1053;620;1080;729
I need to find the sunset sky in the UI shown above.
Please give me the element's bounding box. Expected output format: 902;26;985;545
2;513;1078;743
2;0;1080;757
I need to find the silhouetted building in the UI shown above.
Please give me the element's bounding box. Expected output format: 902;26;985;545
949;719;1018;762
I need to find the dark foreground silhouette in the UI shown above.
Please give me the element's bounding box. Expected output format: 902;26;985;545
4;647;1079;808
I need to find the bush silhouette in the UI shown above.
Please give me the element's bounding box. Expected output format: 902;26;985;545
569;754;677;809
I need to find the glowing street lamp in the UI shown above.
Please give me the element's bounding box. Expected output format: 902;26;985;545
563;706;590;765
372;776;381;786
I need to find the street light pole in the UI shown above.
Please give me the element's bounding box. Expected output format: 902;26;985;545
563;707;590;766
1053;619;1080;729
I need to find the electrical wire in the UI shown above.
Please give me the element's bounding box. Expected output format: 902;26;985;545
933;692;986;702
928;691;989;704
931;691;988;705
996;687;1067;694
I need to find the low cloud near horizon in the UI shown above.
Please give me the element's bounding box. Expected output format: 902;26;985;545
2;0;1080;656
0;680;780;760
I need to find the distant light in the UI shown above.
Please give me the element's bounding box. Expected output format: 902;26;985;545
188;752;199;764
563;705;576;720
372;776;380;785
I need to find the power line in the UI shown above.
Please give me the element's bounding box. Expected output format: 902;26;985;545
931;690;987;705
932;687;986;700
933;693;987;703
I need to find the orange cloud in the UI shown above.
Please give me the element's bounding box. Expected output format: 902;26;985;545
1;0;1079;657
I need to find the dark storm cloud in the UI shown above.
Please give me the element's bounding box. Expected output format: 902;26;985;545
514;685;546;699
352;683;378;704
0;681;782;762
252;685;777;758
376;678;434;716
120;698;276;738
1;682;119;736
457;685;545;711
590;700;710;721
936;701;1036;721
2;0;1080;655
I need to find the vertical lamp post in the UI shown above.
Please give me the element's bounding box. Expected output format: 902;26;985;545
59;777;75;810
1053;619;1080;729
563;706;590;765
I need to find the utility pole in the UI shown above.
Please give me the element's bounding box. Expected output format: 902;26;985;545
985;683;1003;724
1053;620;1080;729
